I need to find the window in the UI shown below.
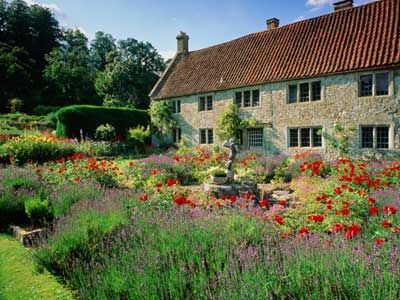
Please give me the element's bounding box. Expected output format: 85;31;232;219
361;126;390;149
311;81;321;101
288;81;321;103
234;89;260;107
289;128;299;147
375;73;389;96
300;83;310;102
359;75;373;97
199;95;213;111
199;128;213;144
235;92;242;107
288;85;298;104
173;128;182;143
171;100;181;114
288;127;323;148
247;128;264;147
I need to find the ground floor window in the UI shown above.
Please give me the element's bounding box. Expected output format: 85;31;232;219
360;126;389;149
199;128;213;144
288;127;322;148
247;128;264;148
172;128;182;143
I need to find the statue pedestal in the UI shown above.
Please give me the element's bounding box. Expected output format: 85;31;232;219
203;182;260;201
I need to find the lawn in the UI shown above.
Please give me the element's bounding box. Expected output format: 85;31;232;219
0;234;74;300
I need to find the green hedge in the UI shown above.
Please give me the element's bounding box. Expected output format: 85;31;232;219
55;105;150;138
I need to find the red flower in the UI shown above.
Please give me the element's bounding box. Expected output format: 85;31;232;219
368;197;376;205
298;227;309;236
244;193;253;201
230;195;238;202
259;199;269;208
331;223;345;233
381;219;392;228
278;200;286;206
334;187;343;195
337;208;350;216
221;195;228;201
281;233;291;239
316;194;328;202
35;168;42;173
384;206;397;215
74;177;81;183
307;215;324;222
139;194;148;202
369;207;379;216
344;224;361;239
326;203;333;210
166;178;178;187
274;215;284;225
174;196;188;206
151;169;159;176
374;238;385;246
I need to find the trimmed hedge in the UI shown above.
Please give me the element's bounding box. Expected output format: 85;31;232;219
55;105;150;138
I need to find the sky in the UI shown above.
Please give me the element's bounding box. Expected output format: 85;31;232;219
25;0;376;59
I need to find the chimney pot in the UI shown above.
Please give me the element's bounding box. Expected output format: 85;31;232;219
176;31;189;54
333;0;353;11
266;18;279;30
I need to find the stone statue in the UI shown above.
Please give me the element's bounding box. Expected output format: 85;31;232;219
223;138;239;181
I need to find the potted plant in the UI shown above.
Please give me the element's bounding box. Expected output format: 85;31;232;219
208;166;228;185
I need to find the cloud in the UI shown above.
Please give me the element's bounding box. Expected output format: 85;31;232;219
293;16;306;22
24;0;65;18
159;50;175;60
306;0;377;11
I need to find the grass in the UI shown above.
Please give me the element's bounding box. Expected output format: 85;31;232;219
0;234;74;300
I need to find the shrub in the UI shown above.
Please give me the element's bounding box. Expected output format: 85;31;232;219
8;98;23;113
77;140;128;157
3;134;77;165
55;105;149;138
24;197;52;226
95;124;116;141
127;126;151;153
33;105;61;116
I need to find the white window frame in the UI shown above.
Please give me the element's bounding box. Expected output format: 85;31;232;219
287;80;323;104
287;127;323;148
358;71;392;98
359;125;393;149
233;88;261;108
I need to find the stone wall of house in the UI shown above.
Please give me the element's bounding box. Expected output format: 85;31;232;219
162;68;400;157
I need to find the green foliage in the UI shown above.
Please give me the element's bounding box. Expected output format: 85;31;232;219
149;100;176;135
127;125;150;153
324;124;356;158
33;105;61;116
8;97;23;113
94;123;116;141
216;103;258;141
95;38;164;109
55;105;149;138
24;197;52;226
77;140;128;157
90;31;116;70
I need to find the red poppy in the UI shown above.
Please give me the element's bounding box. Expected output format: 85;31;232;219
326;203;333;210
230;195;238;202
369;207;379;216
244;193;253;201
336;208;350;216
334;187;343;195
307;215;324;222
221;195;228;201
331;223;345;233
374;238;385;246
151;169;159;176
384;206;397;215
174;196;188;206
281;233;291;239
274;215;284;225
139;194;148;202
316;194;328;202
381;219;392;228
259;199;269;208
368;198;376;205
344;224;361;239
278;200;286;206
298;227;309;235
166;178;178;187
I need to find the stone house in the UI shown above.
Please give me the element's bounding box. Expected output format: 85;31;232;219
150;0;400;157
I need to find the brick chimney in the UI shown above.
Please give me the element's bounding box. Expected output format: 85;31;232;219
266;18;279;30
176;31;189;54
333;0;353;11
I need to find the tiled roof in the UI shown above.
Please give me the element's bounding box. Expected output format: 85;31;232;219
150;0;400;100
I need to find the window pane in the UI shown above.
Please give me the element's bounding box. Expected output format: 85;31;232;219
235;92;242;107
376;126;389;149
244;91;251;107
207;96;213;110
288;85;297;103
252;90;260;106
361;127;374;148
300;128;310;147
311;81;321;101
359;75;373;97
289;129;298;147
248;128;263;147
312;128;322;147
200;129;207;144
178;128;182;142
300;83;310;102
176;100;181;113
376;73;389;96
207;129;213;144
199;97;205;111
171;101;176;113
173;128;177;143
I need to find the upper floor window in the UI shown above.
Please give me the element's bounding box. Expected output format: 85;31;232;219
288;127;322;148
199;95;213;111
359;72;389;97
287;81;321;103
199;128;213;144
234;89;260;107
171;100;181;114
247;128;264;148
360;125;389;149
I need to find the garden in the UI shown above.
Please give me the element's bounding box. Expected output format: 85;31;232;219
0;109;399;299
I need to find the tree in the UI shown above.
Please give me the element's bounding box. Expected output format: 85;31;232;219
90;31;116;70
43;29;99;106
149;100;176;135
95;38;164;109
216;103;257;141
